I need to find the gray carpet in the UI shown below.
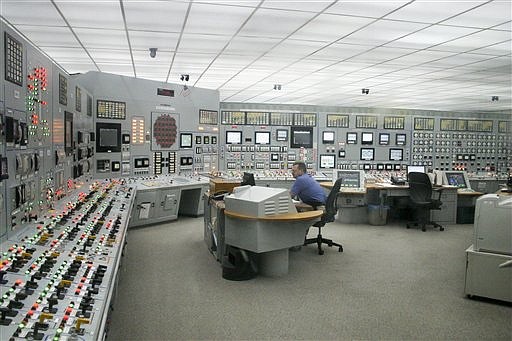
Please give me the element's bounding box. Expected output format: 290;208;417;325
107;217;511;340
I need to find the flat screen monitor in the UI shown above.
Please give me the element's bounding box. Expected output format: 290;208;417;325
276;129;288;141
290;126;313;149
180;133;193;148
360;148;375;161
379;133;390;145
396;133;406;146
332;169;364;188
96;122;121;153
347;132;357;144
361;132;373;145
255;131;270;145
322;131;335;144
444;171;470;189
389;148;403;161
319;154;335;169
226;131;242;144
407;165;426;174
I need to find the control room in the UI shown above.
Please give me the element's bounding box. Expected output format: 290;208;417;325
0;1;511;340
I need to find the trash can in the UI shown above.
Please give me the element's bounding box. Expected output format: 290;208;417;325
222;245;258;281
367;204;389;226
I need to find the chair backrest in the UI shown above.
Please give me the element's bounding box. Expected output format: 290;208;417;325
408;172;433;203
322;177;343;223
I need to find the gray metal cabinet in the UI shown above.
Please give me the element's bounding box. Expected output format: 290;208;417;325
431;187;457;224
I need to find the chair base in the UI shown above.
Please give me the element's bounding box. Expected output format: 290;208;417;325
304;232;343;255
406;221;444;232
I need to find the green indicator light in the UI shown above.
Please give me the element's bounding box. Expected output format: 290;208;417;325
56;328;63;334
3;294;8;299
19;323;25;329
37;299;42;304
40;292;47;298
9;288;14;293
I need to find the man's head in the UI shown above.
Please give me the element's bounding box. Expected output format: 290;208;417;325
291;161;307;178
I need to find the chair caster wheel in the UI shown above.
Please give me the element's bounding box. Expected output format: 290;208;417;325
440;227;445;231
318;250;324;255
338;247;343;252
406;224;410;229
422;227;426;232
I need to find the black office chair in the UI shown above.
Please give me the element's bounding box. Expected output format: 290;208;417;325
406;172;444;232
303;178;344;255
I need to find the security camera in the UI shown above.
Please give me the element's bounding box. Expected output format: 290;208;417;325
149;48;157;58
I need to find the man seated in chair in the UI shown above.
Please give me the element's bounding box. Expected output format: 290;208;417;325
289;161;326;251
290;161;326;210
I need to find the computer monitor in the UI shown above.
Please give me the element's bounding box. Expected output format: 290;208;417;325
332;169;365;188
443;171;471;189
226;131;242;144
240;172;256;186
361;132;373;145
319;154;335;169
254;131;270;145
290;126;313;148
407;165;426;174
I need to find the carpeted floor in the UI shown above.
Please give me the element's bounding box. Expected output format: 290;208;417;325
107;217;511;340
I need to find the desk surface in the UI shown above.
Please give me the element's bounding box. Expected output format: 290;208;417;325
224;209;322;222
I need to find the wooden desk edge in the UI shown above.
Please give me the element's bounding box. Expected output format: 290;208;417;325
224;210;323;222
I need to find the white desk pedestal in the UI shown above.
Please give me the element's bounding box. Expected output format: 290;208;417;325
258;249;289;276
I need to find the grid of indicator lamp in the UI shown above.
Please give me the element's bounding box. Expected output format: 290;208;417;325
131;117;145;144
5;33;23;86
97;100;126;119
199;109;218;125
59;74;68;105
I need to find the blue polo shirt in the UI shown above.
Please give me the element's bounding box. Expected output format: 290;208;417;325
290;173;326;206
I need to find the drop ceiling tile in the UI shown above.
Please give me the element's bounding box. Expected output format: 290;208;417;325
427;53;500;68
129;31;180;51
326;1;411;18
353;46;417;64
2;0;65;26
260;0;332;12
53;0;124;29
342;20;429;46
239;8;316;39
208;55;253;69
266;39;327;58
433;29;512;53
74;28;128;49
291;13;375;42
172;53;217;71
185;3;255;35
386;25;480;49
470;41;512;55
386;0;488;24
14;25;79;47
223;36;281;56
123;1;190;32
310;43;373;61
179;34;232;53
443;1;512;28
491;21;511;31
87;49;132;64
42;47;91;63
